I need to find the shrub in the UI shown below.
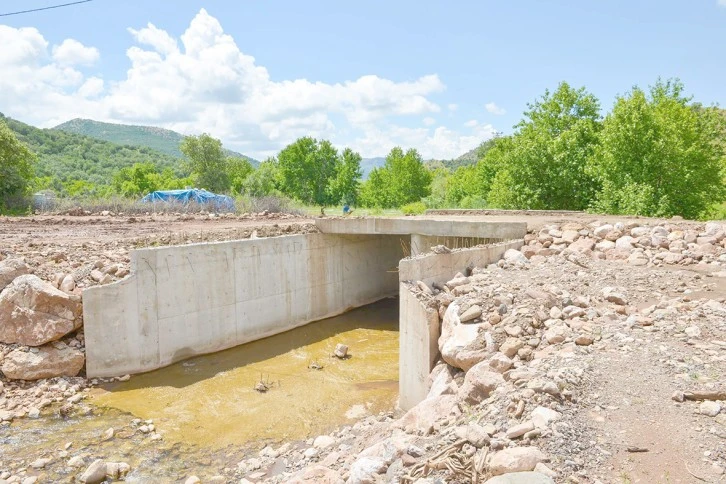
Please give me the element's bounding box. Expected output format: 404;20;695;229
401;201;427;216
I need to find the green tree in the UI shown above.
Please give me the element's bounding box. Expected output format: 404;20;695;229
483;82;602;210
0;119;36;208
180;134;230;193
111;163;192;197
590;79;726;219
328;148;362;205
360;147;432;208
275;137;361;207
228;157;254;194
241;160;280;197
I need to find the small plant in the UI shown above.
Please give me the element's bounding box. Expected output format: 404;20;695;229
401;201;426;216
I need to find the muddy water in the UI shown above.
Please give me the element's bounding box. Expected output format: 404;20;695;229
1;298;399;482
92;297;400;447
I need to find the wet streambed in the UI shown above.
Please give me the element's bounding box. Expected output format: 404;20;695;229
1;298;399;482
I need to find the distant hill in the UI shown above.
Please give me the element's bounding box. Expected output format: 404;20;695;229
2;113;182;186
54;118;259;166
361;157;385;179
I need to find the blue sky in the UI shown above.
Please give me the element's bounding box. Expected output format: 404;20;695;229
1;0;725;159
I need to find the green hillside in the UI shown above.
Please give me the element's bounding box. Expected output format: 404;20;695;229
2;114;183;186
54;118;259;166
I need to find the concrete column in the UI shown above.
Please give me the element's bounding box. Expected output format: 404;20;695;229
399;285;441;410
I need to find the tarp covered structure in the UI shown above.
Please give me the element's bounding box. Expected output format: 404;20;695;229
140;189;235;212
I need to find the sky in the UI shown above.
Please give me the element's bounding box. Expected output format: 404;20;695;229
1;0;725;160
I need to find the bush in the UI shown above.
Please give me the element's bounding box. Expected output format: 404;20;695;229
234;194;303;215
401;201;427;215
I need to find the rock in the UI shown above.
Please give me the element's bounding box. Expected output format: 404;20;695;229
454;423;491;448
484;471;554;484
700;401;721;417
0;274;83;346
1;345;85;380
568;237;595;253
561;230;579;243
303;447;319;459
575;334;594;346
531;406;561;429
105;462;130;480
397;394;459;434
489;447;547;476
348;457;388;484
459;305;482;323
30;457;52;469
602;287;627;306
0;258;29;291
184;477;201;484
79;459;107;484
488;353;513;373
615;236;635;249
101;427;114;441
67;455;85;467
288;465;342;484
504;249;529;265
500;338;524;358
685;326;701;338
59;274;76;293
506;421;535;439
439;303;487;371
458;361;505;404
334;343;349;359
313;435;336;450
593;224;613;238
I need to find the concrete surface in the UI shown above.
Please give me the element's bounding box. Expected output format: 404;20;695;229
84;216;527;411
316;217;526;240
399;240;524;286
398;240;524;410
83;233;403;377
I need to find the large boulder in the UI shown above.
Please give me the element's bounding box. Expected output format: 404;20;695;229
288;465;343;484
489;447;547;476
1;344;85;380
396;394;460;434
0;274;82;346
347;457;387;484
0;258;29;292
484;472;554;484
439;302;489;371
458;361;505;404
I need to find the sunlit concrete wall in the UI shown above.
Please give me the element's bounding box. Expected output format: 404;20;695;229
83;233;403;377
398;240;524;410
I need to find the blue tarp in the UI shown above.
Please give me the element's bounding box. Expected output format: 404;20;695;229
140;189;235;212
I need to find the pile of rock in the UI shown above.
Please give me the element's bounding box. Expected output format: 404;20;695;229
0;257;86;418
522;221;726;269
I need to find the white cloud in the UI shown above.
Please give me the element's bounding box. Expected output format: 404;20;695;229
0;9;491;159
719;0;726;6
464;119;478;128
485;102;506;115
52;39;99;66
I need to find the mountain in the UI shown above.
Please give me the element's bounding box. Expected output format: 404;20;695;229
53;118;259;166
360;157;386;179
2;113;182;186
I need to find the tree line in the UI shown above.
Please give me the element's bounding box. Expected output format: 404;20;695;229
1;78;724;219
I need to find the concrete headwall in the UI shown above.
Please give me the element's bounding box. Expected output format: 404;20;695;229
83;233;403;377
398;240;524;410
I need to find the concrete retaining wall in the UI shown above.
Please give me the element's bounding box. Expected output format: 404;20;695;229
83;233;404;377
398;240;524;410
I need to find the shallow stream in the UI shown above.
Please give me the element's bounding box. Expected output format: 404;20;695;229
1;298;399;482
